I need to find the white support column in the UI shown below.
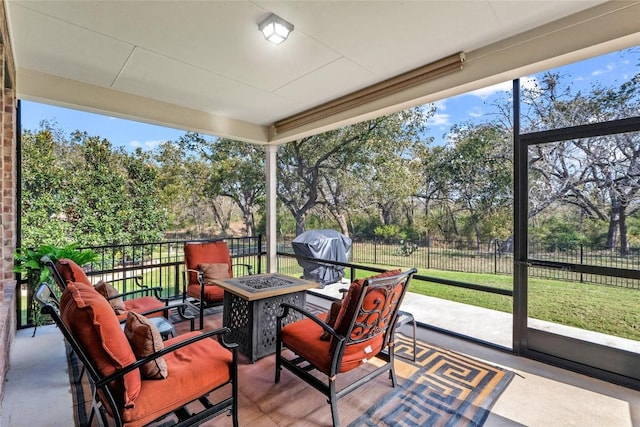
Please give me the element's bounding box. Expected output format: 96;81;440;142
265;145;278;273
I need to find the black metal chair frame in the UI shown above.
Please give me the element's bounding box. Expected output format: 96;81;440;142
275;268;416;427
34;283;239;427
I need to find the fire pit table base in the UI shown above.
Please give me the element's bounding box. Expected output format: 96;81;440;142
214;274;318;363
223;291;306;362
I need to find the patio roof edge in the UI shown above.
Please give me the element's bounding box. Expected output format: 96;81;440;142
15;68;271;145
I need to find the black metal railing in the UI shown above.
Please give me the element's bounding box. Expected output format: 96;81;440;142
17;235;265;329
19;234;639;328
276;251;513;297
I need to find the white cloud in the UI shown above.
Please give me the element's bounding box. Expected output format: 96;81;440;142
520;76;538;91
469;76;538;100
129;139;163;151
469;81;511;99
428;112;450;126
433;99;447;111
468;106;483;118
592;63;615;76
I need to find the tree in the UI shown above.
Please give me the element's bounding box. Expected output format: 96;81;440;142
20;122;74;247
278;107;429;236
415;144;459;239
120;148;167;243
21;123;167;247
523;70;640;253
178;133;265;236
153;141;211;233
66;131;166;245
443;123;512;244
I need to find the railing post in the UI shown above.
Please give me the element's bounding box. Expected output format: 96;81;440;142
174;262;181;299
494;239;498;274
258;234;263;274
374;238;377;264
580;243;584;283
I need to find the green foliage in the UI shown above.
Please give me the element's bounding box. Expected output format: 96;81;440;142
348;215;381;238
20;126;167;247
14;243;98;325
530;217;585;251
374;224;402;240
277;107;429;235
626;215;640;247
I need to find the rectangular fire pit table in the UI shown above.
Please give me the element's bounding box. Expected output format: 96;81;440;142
212;273;318;362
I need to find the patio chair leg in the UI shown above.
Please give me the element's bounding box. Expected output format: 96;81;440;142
329;379;340;427
199;304;204;330
275;344;282;383
390;363;397;388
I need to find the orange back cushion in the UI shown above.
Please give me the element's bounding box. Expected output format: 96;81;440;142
333;269;402;338
60;281;141;408
56;258;92;286
184;241;232;285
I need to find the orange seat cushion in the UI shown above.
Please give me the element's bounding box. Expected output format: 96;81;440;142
283;269;407;375
123;296;166;318
187;284;224;302
60;281;141;408
58;258;165;318
281;314;384;374
121;331;233;427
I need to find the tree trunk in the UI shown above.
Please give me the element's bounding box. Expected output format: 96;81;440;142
619;206;628;255
295;212;306;236
606;203;620;250
335;213;349;238
240;207;254;236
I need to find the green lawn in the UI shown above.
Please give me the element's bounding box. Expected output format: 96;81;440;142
407;268;640;341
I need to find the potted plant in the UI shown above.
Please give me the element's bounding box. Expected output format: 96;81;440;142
14;243;99;331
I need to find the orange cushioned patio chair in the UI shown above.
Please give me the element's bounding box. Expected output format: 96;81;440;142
275;268;417;427
183;240;253;330
47;256;175;322
34;281;238;427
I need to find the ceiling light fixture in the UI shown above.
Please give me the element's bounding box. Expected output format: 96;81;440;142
258;13;294;45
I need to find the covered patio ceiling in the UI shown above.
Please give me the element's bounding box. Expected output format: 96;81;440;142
6;1;640;145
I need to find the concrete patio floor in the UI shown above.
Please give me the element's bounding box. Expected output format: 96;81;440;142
2;289;640;426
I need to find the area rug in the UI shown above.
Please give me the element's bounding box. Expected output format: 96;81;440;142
66;320;513;426
348;333;514;426
65;342;97;427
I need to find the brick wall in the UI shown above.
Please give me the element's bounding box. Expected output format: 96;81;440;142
0;0;17;403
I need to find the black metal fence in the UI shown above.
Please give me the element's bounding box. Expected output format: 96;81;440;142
279;237;640;289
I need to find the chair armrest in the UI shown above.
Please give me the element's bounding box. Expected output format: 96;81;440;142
108;275;144;288
277;302;344;343
114;301;192;324
108;276;166;301
106;287;167;303
232;263;254;275
185;268;204;285
96;327;238;387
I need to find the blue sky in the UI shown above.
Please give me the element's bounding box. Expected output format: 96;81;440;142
20;47;638;150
